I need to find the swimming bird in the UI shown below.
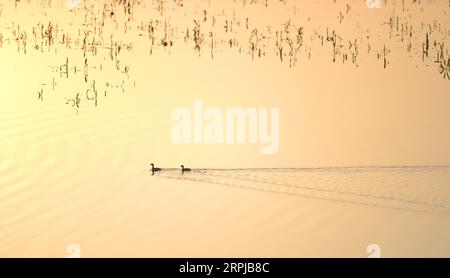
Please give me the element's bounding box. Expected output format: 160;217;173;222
150;163;161;175
180;165;191;174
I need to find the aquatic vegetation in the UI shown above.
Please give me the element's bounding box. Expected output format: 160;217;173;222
437;57;450;80
0;0;448;113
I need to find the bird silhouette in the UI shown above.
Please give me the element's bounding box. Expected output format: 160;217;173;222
180;165;191;175
150;163;162;175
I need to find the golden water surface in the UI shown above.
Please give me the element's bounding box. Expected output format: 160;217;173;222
1;0;450;257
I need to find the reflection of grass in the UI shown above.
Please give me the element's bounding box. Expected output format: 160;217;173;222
0;0;448;112
326;29;337;63
437;57;450;80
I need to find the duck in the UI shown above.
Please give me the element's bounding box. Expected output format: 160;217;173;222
150;163;162;175
180;165;191;174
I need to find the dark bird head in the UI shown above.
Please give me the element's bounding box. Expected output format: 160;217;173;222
150;163;154;166
180;165;184;168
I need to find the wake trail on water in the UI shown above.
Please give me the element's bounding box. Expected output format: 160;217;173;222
157;166;450;214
